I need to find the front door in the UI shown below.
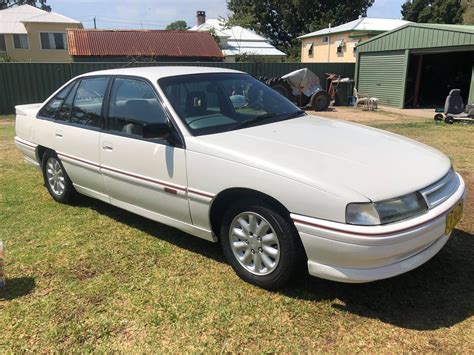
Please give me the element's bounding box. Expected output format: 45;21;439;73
99;77;191;224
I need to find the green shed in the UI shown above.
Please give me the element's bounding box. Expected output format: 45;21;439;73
355;23;474;108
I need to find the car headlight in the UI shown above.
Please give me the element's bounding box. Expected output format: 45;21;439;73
346;193;428;226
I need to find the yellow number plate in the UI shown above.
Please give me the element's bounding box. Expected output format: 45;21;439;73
445;202;463;235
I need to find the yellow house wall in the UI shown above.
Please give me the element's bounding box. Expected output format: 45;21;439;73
5;22;83;62
301;32;370;63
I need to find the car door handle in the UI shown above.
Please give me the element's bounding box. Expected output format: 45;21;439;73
55;131;63;138
102;144;113;151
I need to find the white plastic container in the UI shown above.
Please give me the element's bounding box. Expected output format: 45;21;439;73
0;241;4;288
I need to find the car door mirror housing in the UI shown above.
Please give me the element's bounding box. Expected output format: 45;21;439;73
142;122;171;140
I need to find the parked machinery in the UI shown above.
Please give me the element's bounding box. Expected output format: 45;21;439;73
261;68;331;111
434;89;474;124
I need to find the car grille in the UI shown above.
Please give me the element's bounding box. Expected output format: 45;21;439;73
420;169;459;209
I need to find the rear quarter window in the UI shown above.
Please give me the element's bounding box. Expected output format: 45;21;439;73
39;81;75;119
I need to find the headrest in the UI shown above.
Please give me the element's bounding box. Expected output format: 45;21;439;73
449;89;461;96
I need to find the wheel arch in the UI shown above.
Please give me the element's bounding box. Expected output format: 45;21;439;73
36;145;52;167
209;187;292;240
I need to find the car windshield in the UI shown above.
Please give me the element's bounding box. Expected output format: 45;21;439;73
158;73;304;136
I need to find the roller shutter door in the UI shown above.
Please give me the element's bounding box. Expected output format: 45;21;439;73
357;51;407;108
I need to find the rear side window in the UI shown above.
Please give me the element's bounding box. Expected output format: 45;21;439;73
70;77;109;128
39;81;75;119
56;81;79;121
107;78;167;137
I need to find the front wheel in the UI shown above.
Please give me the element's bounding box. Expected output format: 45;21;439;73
310;91;330;111
42;151;76;203
220;200;305;290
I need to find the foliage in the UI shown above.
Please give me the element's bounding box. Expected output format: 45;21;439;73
207;27;221;46
0;1;50;11
225;0;375;56
401;0;464;24
0;55;14;62
462;0;474;24
165;20;189;31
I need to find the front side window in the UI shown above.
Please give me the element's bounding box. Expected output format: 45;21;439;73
40;32;67;50
13;34;28;49
107;78;168;137
39;81;76;119
0;34;6;52
70;77;109;128
159;73;302;136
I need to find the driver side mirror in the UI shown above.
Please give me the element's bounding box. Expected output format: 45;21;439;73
142;122;171;140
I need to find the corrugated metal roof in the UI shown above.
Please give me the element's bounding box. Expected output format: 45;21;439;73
67;29;224;58
357;23;474;52
190;19;286;57
298;18;410;39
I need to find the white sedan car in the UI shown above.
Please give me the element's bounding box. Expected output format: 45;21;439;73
15;67;466;289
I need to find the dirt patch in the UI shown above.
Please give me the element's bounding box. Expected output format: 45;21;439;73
307;106;430;123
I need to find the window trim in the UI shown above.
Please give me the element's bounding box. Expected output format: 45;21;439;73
322;36;329;43
0;34;6;53
12;34;29;50
37;74;185;148
39;31;68;51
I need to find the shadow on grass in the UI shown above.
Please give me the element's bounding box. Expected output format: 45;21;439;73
283;229;474;330
0;277;35;300
76;196;473;330
76;195;225;263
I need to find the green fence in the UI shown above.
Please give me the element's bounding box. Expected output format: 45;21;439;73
0;62;355;114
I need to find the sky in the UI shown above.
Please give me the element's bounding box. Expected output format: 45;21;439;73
47;0;407;30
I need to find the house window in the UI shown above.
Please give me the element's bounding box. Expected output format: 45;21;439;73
322;36;329;43
305;42;314;56
0;34;6;52
40;32;67;50
13;34;28;49
335;39;345;54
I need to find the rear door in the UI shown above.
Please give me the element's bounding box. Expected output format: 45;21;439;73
52;76;110;202
99;77;191;223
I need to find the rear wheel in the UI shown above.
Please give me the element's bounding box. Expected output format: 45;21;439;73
220;199;304;290
310;91;330;111
434;113;444;121
445;116;455;124
42;151;76;203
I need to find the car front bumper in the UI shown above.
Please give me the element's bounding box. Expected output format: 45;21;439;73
291;173;467;283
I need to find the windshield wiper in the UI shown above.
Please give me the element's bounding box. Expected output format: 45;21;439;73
233;112;279;129
233;110;306;130
284;110;306;119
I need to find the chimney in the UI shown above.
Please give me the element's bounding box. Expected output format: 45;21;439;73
196;11;206;26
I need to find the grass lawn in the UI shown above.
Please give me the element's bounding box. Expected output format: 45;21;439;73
0;114;473;352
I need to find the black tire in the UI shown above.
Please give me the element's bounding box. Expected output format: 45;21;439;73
294;94;310;108
266;77;293;100
434;113;444;121
42;150;76;203
445;116;455;124
220;199;305;290
310;91;330;111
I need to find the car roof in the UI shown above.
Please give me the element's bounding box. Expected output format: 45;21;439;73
79;66;244;81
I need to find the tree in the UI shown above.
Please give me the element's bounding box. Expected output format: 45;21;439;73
401;0;463;24
462;0;474;24
166;20;189;30
226;0;375;57
0;0;50;11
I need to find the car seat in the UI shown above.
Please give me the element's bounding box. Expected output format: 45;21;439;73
186;91;208;116
444;89;464;115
